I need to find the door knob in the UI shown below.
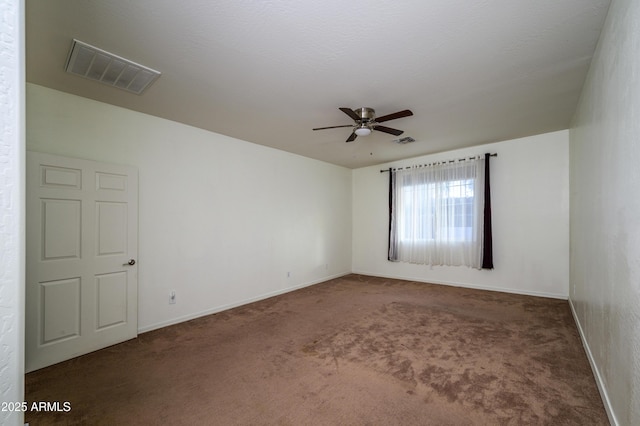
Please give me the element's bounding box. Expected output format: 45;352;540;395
123;259;136;266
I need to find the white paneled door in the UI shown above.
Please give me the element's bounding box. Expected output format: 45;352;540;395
26;152;138;372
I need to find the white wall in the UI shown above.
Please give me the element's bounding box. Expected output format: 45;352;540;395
353;130;570;299
0;1;25;425
26;84;352;332
570;0;640;424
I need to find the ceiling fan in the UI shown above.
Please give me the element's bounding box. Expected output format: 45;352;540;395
313;107;413;142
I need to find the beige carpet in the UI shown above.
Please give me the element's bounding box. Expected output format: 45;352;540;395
25;274;608;425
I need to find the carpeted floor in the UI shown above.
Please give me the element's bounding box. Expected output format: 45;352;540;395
25;274;608;425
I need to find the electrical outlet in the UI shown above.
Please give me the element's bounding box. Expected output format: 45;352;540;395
169;290;176;304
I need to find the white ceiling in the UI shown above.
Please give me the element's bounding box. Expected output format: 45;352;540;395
26;0;611;169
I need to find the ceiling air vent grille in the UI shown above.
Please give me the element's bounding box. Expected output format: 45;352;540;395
393;137;416;144
65;39;161;95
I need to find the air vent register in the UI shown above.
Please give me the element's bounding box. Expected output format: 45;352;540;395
65;39;161;95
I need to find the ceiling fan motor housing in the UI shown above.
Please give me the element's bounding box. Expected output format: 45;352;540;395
355;107;376;122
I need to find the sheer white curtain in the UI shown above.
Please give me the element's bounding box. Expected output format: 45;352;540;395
389;158;485;268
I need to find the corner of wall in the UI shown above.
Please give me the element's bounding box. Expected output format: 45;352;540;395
0;0;26;425
568;0;640;424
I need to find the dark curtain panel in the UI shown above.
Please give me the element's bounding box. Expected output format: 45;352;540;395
482;153;494;269
387;168;395;261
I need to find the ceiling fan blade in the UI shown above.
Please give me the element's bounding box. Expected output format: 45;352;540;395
375;109;413;123
374;125;404;136
346;132;358;142
339;107;361;121
313;124;354;131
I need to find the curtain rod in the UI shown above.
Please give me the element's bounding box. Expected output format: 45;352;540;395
380;153;497;173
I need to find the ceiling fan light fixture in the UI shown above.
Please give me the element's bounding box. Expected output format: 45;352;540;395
355;126;372;136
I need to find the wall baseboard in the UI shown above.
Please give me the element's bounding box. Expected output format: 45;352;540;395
138;271;351;334
351;270;568;300
568;299;618;426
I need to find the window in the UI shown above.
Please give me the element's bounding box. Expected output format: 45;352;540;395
389;159;485;268
398;178;475;243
